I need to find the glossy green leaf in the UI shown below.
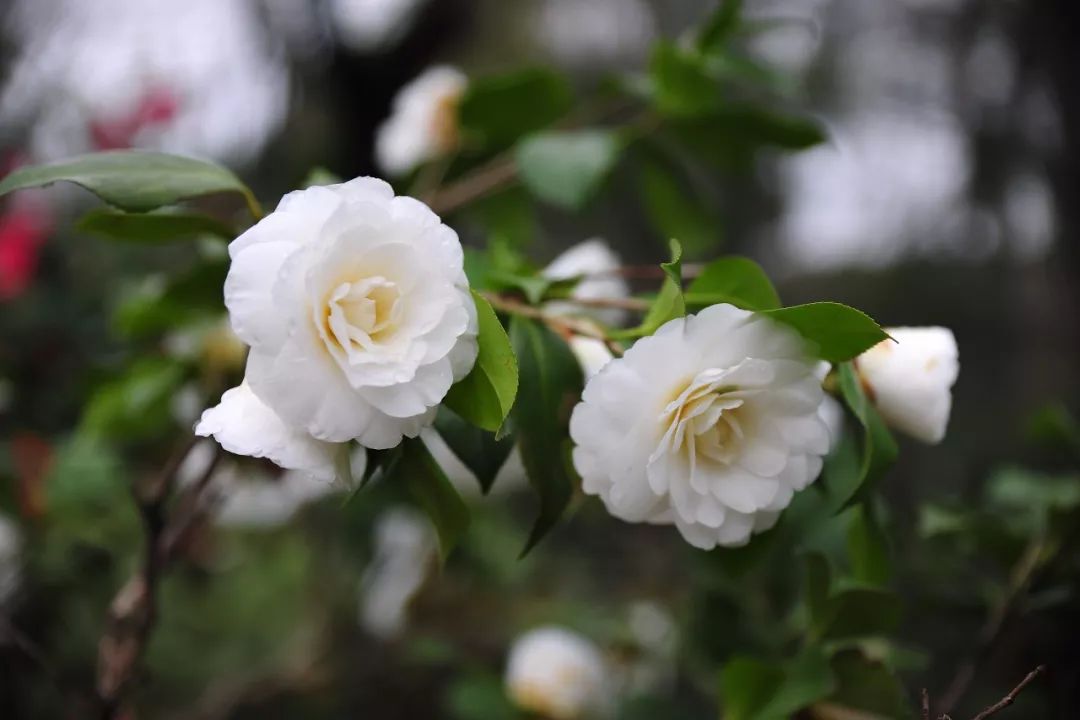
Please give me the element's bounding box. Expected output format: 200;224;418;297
510;316;583;554
460;68;573;149
827;650;913;720
804;552;832;630
0;150;259;215
614;239;684;339
835;362;899;508
516;130;621;210
445;672;522;720
435;407;515;494
76;208;234;243
848;503;891;586
666;108;825;170
444;291;519;432
637;158;720;258
686;256;780;311
764;302;889;363
393;437;470;560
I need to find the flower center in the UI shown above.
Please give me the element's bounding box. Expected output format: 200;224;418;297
319;276;403;360
659;374;749;467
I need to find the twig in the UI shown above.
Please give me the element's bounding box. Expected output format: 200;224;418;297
95;438;222;719
969;666;1045;720
427;155;517;216
482;291;625;356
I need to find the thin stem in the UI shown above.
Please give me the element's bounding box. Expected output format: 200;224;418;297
96;438;223;719
427;155;517;216
970;666;1045;720
241;189;264;222
482;291;625;356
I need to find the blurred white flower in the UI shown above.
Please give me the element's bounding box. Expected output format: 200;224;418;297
855;327;959;444
622;601;676;694
568;336;614;380
813;362;845;453
543;239;630;327
570;304;830;550
359;507;436;639
330;0;430;52
198;178;478;470
0;0;289;165
376;66;467;177
505;626;611;719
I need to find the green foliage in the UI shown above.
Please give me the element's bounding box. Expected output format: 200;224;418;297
0;150;259;215
805;553;901;642
81;358;186;441
826;649;913;719
615;239;684;338
77;208;234;243
720;648;835;720
765;303;889;363
685;256;780;311
698;0;744;54
637;157;721;258
649;42;722;117
391;437;471;560
114;258;229;338
435;407;515;494
444;291;519;432
848;503;891;586
509;316;583;554
834;362;900;508
516;130;621;210
445;672;523;720
459;68;573;150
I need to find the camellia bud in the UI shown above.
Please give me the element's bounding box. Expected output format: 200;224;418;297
855;327;959;444
505;627;611;719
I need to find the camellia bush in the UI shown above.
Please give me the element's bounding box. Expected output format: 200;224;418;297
1;3;1075;720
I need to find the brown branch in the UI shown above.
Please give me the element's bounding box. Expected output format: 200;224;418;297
481;291;625;356
426;155;517;216
96;438;222;719
969;666;1045;720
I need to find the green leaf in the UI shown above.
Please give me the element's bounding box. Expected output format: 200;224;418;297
515;130;621;210
510;317;583;554
459;68;573;149
764;302;888;363
0;150;259;215
835;362;899;508
827;650;913;720
77;208;234;243
637;158;721;258
848;503;891;586
822;587;902;641
649;42;721;118
721;658;783;720
721;649;835;720
686;256;780;311
615;239;684;339
392;437;470;560
804;552;832;631
698;0;744;54
435;407;515;494
81;358;187;441
445;671;523;720
444;291;519;432
666;108;825;170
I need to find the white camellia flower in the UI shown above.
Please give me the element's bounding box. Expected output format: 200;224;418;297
359;507;436;639
375;65;467;177
543;238;630;327
506;627;611;719
197;177;478;472
570;304;830;550
855;326;959;444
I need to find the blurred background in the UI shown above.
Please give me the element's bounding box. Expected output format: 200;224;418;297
0;0;1078;718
